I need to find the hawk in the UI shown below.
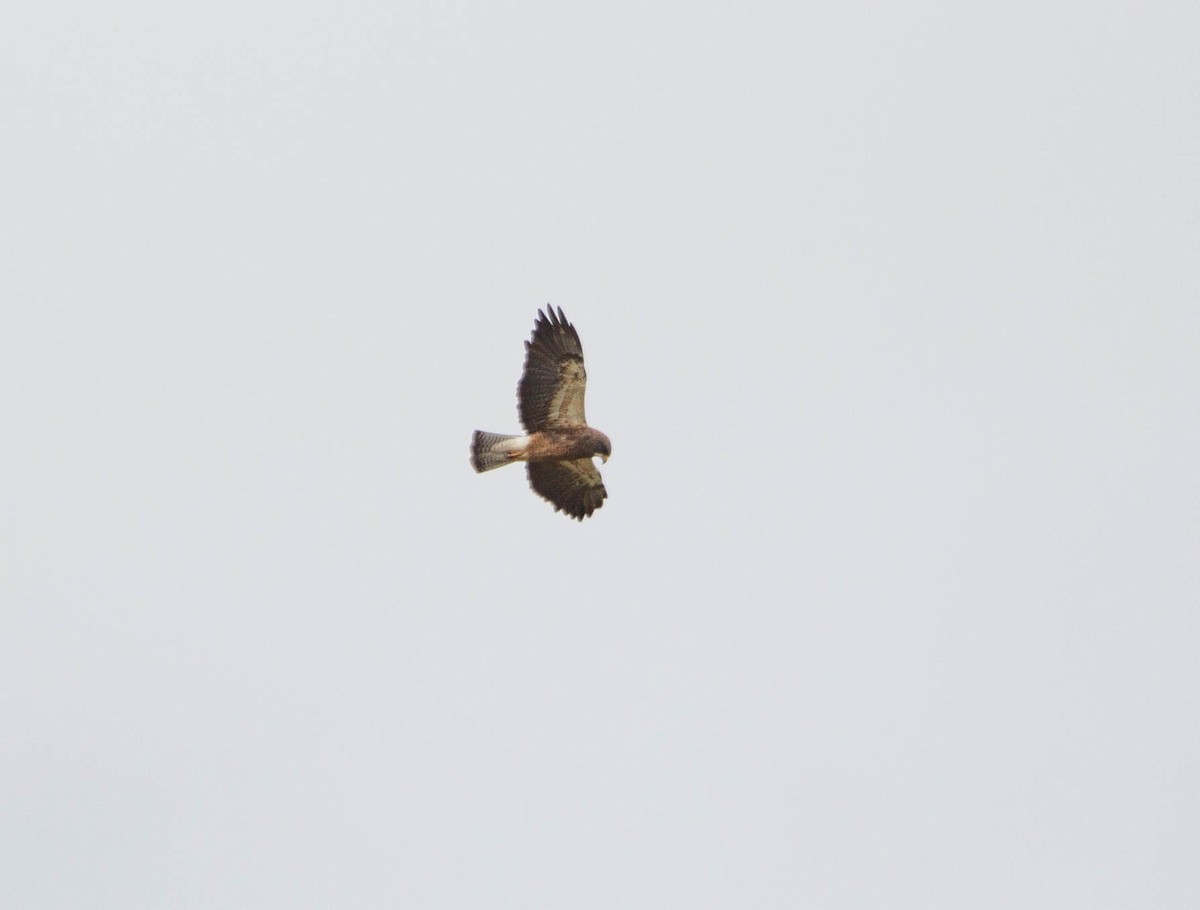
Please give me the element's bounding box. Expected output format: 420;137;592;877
471;307;612;520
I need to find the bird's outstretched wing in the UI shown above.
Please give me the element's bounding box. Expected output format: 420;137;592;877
527;458;607;521
518;306;587;431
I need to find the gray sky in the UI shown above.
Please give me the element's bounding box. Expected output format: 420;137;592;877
3;2;1198;907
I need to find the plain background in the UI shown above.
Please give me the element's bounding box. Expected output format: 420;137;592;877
3;2;1198;907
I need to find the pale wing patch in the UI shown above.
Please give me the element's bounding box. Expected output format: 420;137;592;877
544;359;587;427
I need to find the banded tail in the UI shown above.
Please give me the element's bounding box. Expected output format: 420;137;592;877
471;431;527;473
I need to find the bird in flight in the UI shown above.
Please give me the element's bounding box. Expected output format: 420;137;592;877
471;307;611;520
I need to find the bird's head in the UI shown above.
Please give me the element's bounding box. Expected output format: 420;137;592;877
592;431;612;464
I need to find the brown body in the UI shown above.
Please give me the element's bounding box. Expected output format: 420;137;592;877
523;427;612;463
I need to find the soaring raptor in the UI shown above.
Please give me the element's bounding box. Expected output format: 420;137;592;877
471;307;611;520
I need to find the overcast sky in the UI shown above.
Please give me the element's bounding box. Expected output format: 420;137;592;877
3;2;1198;907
